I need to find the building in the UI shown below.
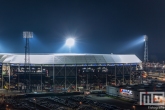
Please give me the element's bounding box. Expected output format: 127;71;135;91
0;53;142;92
106;83;165;104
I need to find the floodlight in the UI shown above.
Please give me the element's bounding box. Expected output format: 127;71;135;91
144;35;148;41
23;31;33;38
66;38;75;47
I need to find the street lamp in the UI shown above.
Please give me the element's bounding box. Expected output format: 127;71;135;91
132;105;136;110
65;38;75;53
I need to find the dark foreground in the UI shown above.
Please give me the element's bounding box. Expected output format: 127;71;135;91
1;96;125;110
0;92;163;110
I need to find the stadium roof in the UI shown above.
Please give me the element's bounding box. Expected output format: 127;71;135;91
0;53;142;64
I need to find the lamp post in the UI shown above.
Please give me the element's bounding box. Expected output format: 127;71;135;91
65;38;75;53
33;98;36;109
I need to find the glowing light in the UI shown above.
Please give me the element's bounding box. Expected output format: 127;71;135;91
143;75;146;78
144;35;148;42
23;31;33;38
118;36;144;52
65;38;75;47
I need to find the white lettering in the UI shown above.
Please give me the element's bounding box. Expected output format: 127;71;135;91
121;89;132;94
148;106;165;110
148;106;159;110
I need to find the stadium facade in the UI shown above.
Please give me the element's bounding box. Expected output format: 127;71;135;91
0;53;142;92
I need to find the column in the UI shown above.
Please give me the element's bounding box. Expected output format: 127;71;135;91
123;63;124;85
9;64;10;91
87;74;88;90
65;66;66;89
53;64;54;88
76;66;77;91
41;65;42;91
115;65;116;86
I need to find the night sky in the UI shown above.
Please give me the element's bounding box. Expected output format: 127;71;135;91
0;0;165;62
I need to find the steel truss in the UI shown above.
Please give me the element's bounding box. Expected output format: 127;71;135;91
54;66;77;91
23;31;33;92
105;64;136;86
2;63;138;92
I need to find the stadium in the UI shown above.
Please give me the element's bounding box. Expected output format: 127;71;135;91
0;53;142;92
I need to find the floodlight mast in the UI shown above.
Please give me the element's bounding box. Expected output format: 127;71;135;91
23;31;33;92
144;35;148;63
